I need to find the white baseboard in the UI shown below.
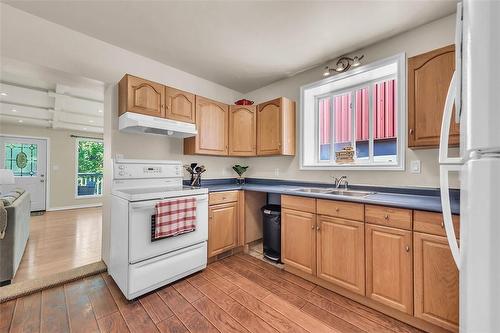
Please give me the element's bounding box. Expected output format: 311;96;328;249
47;203;102;211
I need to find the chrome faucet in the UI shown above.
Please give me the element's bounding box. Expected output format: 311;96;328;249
333;175;349;190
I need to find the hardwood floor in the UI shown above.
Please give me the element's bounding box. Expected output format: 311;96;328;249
0;253;423;333
12;207;102;283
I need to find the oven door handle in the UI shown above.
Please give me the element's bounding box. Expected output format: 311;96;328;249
130;195;208;209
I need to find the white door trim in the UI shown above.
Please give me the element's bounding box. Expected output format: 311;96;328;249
0;134;50;210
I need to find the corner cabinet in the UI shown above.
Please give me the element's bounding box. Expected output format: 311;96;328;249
184;96;229;156
257;97;296;156
119;74;165;118
408;45;460;148
229;105;256;156
165;86;195;123
413;211;459;332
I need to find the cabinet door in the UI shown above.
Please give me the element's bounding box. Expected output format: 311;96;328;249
119;74;165;117
408;45;460;148
208;202;238;257
414;232;459;332
317;216;365;295
281;208;316;275
165;86;195;123
229;105;256;156
185;96;228;155
366;224;413;314
257;98;282;155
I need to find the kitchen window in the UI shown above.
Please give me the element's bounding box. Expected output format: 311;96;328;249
300;53;406;170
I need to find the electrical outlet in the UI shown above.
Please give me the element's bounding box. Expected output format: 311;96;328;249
410;160;421;174
274;168;280;177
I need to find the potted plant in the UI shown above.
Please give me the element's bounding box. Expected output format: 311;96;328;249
232;165;249;185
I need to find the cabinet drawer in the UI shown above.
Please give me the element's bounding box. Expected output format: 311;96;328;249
414;210;460;238
365;205;412;230
281;195;316;213
209;191;239;205
316;199;364;221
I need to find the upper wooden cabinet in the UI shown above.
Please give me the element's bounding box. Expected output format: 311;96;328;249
414;232;459;332
257;97;296;156
119;74;165;118
229;105;256;156
184;96;229;156
408;45;460;148
281;208;316;275
366;224;413;315
316;215;365;295
165;86;195;123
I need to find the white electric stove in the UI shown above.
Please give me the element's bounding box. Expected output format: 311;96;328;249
109;159;208;300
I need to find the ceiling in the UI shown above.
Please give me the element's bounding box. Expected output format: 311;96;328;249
4;1;456;93
0;58;104;133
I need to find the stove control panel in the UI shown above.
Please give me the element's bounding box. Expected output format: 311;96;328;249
114;159;182;179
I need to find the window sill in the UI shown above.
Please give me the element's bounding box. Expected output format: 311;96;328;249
75;194;103;200
300;164;405;171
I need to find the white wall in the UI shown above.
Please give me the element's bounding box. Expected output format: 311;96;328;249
1;124;103;209
244;14;459;188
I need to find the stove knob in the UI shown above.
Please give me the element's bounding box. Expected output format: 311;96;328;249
118;165;125;170
119;171;125;176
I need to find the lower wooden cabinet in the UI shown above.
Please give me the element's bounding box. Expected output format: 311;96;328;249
366;223;413;314
316;215;365;295
208;202;238;257
281;208;316;275
414;232;459;332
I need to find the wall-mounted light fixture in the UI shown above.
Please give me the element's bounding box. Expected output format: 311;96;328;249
323;55;365;77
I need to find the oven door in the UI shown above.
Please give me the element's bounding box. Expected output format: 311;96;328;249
128;194;208;264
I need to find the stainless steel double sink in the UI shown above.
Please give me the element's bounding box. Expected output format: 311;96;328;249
291;187;375;197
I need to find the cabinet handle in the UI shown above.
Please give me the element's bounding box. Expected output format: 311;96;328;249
405;245;410;252
316;226;320;231
441;221;445;228
409;128;414;135
311;225;314;229
335;207;339;212
384;214;389;220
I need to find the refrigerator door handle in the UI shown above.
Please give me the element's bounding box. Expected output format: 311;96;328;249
439;164;461;269
439;71;463;165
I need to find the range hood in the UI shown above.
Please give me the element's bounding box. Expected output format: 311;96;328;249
118;112;197;138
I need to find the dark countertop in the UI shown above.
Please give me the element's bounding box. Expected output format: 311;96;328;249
189;178;460;215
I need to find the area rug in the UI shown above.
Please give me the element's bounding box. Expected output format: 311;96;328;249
0;261;107;302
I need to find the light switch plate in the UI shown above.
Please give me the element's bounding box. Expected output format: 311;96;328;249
410;160;421;174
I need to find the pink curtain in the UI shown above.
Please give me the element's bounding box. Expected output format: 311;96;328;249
372;79;396;139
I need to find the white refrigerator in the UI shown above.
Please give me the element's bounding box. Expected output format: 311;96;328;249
439;1;500;332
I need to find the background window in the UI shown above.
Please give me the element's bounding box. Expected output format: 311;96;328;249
76;139;103;197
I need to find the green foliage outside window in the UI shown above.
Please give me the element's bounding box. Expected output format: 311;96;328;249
78;140;103;174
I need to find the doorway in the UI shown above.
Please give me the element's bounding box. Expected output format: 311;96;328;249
0;135;47;211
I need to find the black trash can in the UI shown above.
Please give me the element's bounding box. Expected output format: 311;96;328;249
261;204;281;262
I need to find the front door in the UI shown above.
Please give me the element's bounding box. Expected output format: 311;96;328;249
0;136;47;211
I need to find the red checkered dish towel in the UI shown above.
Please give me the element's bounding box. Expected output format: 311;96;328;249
154;197;197;239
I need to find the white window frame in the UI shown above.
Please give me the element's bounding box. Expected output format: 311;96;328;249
75;137;103;199
300;53;406;170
